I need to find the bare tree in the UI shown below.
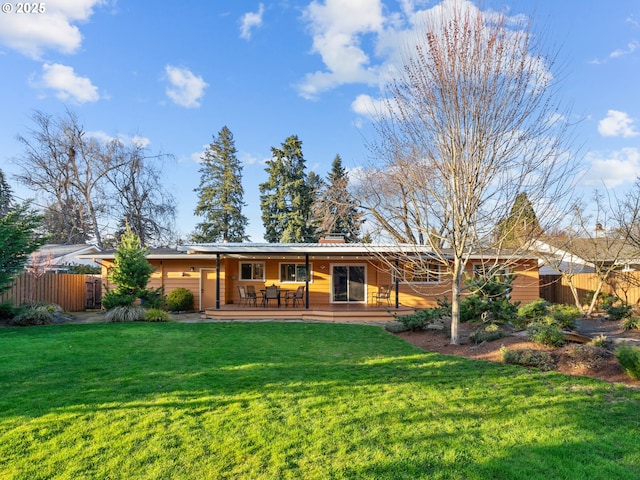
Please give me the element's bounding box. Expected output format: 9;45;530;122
14;110;115;247
535;192;636;314
105;140;177;246
357;2;577;343
14;110;177;248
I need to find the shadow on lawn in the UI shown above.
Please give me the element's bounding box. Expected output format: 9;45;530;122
2;322;640;478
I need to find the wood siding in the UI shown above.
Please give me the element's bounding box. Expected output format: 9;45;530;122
99;256;540;311
101;258;219;310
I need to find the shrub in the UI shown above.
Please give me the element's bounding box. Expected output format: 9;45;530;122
457;273;519;324
622;317;640;331
615;344;640;380
605;304;632;321
394;308;441;331
469;324;507;344
547;304;581;330
167;288;194;312
517;298;550;321
585;291;618;310
0;301;19;321
9;304;54;326
588;334;611;349
500;347;557;371
527;319;565;347
143;308;170;322
567;344;612;370
141;287;166;309
105;306;145;323
102;290;136;310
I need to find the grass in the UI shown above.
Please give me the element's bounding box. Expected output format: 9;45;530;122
1;322;639;479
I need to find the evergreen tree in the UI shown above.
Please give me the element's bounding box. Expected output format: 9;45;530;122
259;135;318;242
192;126;248;242
108;223;154;298
314;155;364;242
495;192;541;247
0;169;13;217
0;202;45;294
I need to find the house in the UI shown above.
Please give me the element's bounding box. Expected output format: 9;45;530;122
85;239;540;321
532;237;640;275
27;244;102;273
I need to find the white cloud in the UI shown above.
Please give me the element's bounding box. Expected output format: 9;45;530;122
351;93;395;119
590;40;640;64
298;0;385;99
164;65;208;108
239;152;260;166
36;63;100;103
610;40;639;59
583;148;640;187
87;131;151;148
300;0;548;106
598;110;639;138
0;0;104;59
240;3;265;40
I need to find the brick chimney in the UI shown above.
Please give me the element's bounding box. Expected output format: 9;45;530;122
319;234;346;244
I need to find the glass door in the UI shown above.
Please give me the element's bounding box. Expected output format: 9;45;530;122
332;265;366;303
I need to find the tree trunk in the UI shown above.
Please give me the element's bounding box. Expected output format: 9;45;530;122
587;280;605;316
450;256;463;345
564;275;585;313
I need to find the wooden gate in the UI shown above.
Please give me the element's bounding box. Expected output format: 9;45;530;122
84;276;102;309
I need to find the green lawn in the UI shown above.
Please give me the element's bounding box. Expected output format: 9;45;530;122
1;322;639;480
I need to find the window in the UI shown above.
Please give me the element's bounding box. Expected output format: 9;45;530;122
240;262;265;281
472;263;511;279
402;262;440;283
280;263;311;283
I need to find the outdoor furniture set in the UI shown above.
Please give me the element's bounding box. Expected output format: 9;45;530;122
237;285;305;308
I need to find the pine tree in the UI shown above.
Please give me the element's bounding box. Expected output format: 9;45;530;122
0;202;45;294
192;126;248;242
259;135;318;242
314;155;364;242
108;223;154;298
495;192;541;247
0;169;14;217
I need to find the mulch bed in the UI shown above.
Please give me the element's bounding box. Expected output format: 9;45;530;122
395;318;640;387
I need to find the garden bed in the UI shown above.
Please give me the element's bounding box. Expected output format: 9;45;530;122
396;317;640;387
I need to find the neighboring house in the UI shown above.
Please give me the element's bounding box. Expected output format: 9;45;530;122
27;244;101;273
83;239;540;320
532;237;640;275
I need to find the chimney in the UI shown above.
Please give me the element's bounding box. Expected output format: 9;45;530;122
319;234;346;244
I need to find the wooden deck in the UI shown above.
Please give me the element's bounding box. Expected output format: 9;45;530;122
202;304;414;323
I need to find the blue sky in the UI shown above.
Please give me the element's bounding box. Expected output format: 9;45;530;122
0;0;638;242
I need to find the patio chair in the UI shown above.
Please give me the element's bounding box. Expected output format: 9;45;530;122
263;285;280;307
237;285;252;307
285;286;305;307
245;285;259;305
373;285;392;307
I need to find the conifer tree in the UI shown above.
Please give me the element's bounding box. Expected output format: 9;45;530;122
108;223;154;299
192;126;248;242
259;135;318;242
0;169;14;217
495;192;541;247
314;155;364;242
0;202;44;294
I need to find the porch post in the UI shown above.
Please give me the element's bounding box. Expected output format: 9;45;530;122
216;253;220;310
305;254;310;309
395;257;399;309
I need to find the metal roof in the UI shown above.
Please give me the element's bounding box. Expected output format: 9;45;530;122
178;242;437;255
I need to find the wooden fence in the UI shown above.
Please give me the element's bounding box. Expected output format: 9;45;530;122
540;273;640;306
0;273;101;311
